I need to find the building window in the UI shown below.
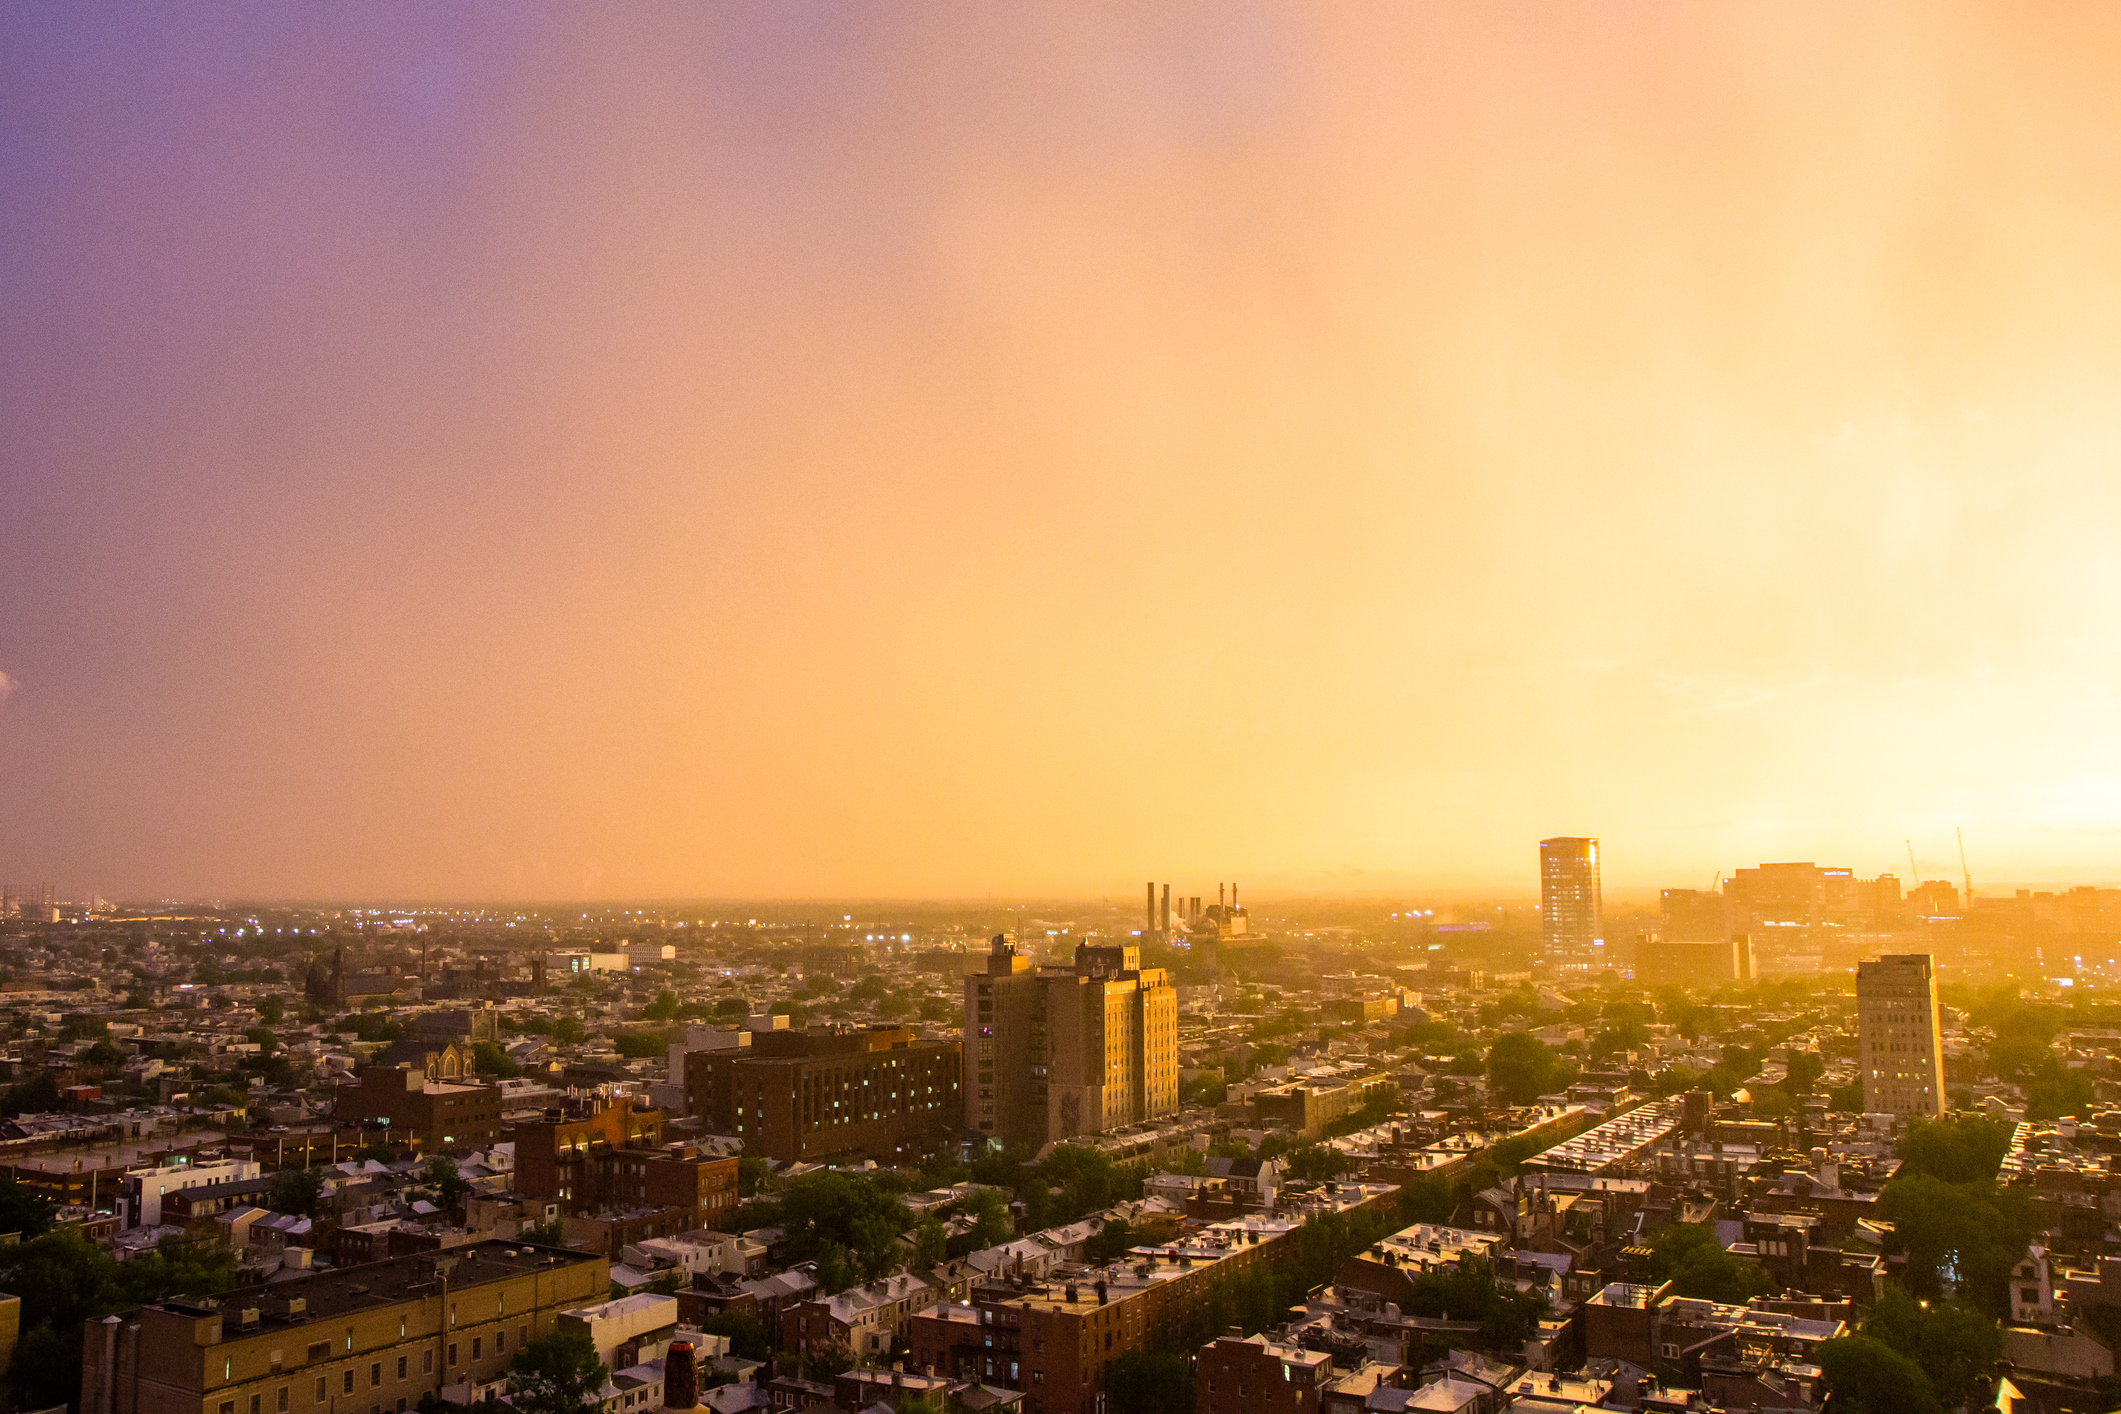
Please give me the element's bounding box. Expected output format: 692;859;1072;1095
472;1338;481;1360
397;1358;407;1379
424;1351;434;1374
448;1345;458;1367
315;1377;327;1403
343;1371;355;1395
278;1389;289;1412
371;1363;381;1387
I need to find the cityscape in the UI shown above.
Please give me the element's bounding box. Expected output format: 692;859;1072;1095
7;9;2121;1414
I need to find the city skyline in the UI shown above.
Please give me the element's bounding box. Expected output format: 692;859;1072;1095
9;6;2121;899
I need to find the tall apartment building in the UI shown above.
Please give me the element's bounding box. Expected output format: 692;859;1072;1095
684;1026;960;1165
1856;954;1946;1117
1540;838;1603;959
81;1241;607;1414
0;882;56;921
964;937;1177;1148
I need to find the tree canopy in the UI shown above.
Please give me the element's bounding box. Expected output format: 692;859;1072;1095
508;1327;606;1414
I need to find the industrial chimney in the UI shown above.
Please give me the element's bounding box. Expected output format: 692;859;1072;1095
1145;882;1156;933
1160;885;1170;937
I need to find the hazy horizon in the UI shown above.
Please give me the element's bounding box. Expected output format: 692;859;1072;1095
8;5;2121;900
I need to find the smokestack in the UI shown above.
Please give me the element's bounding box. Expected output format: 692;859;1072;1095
1160;885;1170;937
1232;882;1238;913
1146;882;1156;932
1219;883;1225;914
664;1339;698;1409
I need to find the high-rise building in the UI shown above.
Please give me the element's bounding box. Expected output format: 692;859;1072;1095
964;935;1178;1148
1856;954;1945;1117
1539;838;1603;958
0;882;56;921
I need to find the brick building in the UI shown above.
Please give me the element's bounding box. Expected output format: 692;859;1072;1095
80;1240;607;1414
512;1096;738;1256
331;1066;504;1152
685;1027;960;1165
1196;1332;1330;1414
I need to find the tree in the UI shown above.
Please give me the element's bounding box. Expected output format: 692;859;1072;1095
1486;1033;1574;1105
1107;1350;1193;1414
1827;1079;1866;1113
7;1320;74;1410
696;1309;769;1361
521;1218;569;1247
1878;1174;2033;1317
963;1188;1012;1251
258;995;285;1025
1084;1218;1136;1266
1898;1115;2013;1184
612;1031;666;1059
509;1327;607;1414
640;989;680;1022
1862;1284;2001;1410
713;996;749;1020
1645;1223;1775;1304
472;1040;518;1078
266;1166;325;1219
426;1155;472;1211
912;1217;949;1268
1815;1334;1941;1414
0;1174;54;1239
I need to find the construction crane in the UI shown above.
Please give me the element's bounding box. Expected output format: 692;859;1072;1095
1958;827;1973;913
1906;839;1920;886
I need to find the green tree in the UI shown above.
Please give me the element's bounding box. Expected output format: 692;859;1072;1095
640;990;680;1022
1084;1218;1136;1266
913;1216;949;1268
1898;1115;2014;1184
1645;1223;1775;1304
0;1173;54;1238
1107;1349;1193;1414
1486;1033;1574;1105
427;1155;472;1210
963;1188;1012;1251
1861;1284;2001;1410
1827;1078;1866;1113
612;1031;667;1059
713;996;749;1020
266;1166;325;1219
472;1040;518;1077
737;1154;769;1197
521;1218;569;1247
1815;1334;1941;1414
696;1309;770;1361
1878;1174;2033;1317
508;1327;607;1414
258;995;285;1025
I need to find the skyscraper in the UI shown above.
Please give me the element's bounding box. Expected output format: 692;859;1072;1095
1857;953;1946;1117
1539;837;1603;959
964;935;1178;1147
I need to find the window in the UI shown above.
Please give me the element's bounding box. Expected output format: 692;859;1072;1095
278;1389;289;1413
221;1404;234;1414
518;1326;527;1348
448;1344;458;1368
343;1371;354;1395
424;1351;434;1374
472;1338;481;1360
495;1332;505;1354
315;1377;327;1403
397;1357;406;1379
307;1343;331;1363
251;1397;262;1414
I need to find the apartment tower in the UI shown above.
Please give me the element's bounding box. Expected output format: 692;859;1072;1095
1856;953;1946;1117
1539;837;1604;959
964;934;1178;1147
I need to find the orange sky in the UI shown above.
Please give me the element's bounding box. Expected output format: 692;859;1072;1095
4;5;2121;900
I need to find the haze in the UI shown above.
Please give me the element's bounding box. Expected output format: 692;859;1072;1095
5;4;2121;900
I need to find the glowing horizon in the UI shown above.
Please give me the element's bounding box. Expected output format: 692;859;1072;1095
5;5;2121;901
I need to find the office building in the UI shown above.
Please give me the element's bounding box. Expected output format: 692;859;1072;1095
80;1241;607;1414
1856;954;1946;1117
685;1026;960;1165
964;936;1178;1148
332;1065;504;1152
1634;934;1753;987
0;882;56;922
1540;838;1603;959
1659;888;1728;942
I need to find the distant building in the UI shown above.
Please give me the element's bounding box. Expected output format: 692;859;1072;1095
1196;1331;1330;1414
965;936;1178;1148
1856;954;1945;1117
514;1096;739;1246
0;882;56;922
331;1065;504;1151
120;1157;262;1230
1633;934;1753;987
684;1026;960;1165
1540;838;1603;961
1658;888;1728;942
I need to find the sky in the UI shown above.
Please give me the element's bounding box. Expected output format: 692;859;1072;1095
5;4;2121;902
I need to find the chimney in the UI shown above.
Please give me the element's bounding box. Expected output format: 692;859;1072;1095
1219;884;1225;914
1232;882;1238;912
665;1338;698;1409
1146;883;1156;932
1160;886;1170;937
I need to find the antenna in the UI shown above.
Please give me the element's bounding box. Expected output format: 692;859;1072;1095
1906;840;1919;885
1957;827;1973;913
